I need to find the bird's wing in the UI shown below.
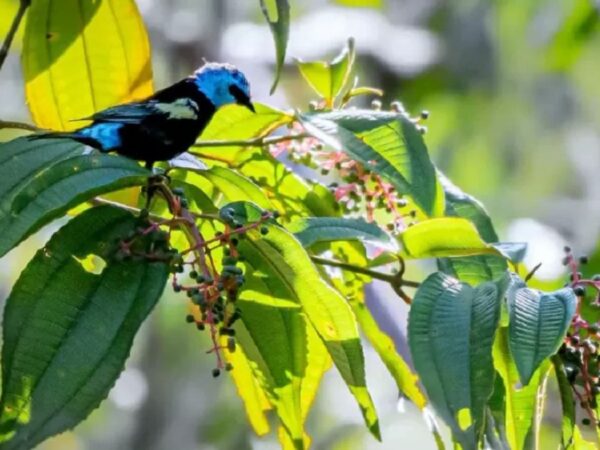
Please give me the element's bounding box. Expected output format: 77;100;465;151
80;98;200;124
80;102;157;124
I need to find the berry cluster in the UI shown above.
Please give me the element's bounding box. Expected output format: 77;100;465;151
114;184;278;378
270;101;428;232
174;242;243;378
558;247;600;426
112;212;178;264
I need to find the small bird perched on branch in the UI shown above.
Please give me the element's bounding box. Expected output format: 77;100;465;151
30;62;254;169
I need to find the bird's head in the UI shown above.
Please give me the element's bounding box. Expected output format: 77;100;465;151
192;62;254;112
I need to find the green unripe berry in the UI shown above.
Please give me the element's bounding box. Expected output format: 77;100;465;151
227;337;236;353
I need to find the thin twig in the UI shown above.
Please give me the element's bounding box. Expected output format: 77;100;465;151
0;0;31;71
311;255;420;289
0;120;40;132
191;132;309;149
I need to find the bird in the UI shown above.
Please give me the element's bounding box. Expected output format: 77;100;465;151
30;62;255;169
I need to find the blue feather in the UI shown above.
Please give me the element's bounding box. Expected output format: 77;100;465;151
29;62;254;168
77;123;123;150
192;63;251;108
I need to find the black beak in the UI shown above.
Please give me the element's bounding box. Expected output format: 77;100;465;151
229;85;255;113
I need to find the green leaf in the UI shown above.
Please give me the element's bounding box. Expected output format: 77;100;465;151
23;0;153;130
223;343;272;436
0;205;168;449
485;378;510;450
493;327;551;450
401;217;526;261
573;426;599;450
296;38;355;106
437;171;507;284
260;0;290;94
439;170;498;242
408;271;510;449
507;281;576;385
288;217;397;250
0;137;149;257
195;166;273;209
233;216;380;440
233;299;307;448
230;231;335;449
545;0;599;71
552;355;576;449
300;110;443;217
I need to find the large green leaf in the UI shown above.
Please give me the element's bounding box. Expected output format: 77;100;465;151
23;0;153;130
288;217;397;250
259;0;290;94
233;299;306;448
437;171;507;284
0;205;168;449
296;38;355;106
493;328;551;450
401;217;526;261
507;279;576;385
408;271;509;449
300;110;443;217
0;137;149;257
230;207;380;440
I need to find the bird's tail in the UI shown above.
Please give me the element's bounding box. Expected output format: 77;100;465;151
28;131;101;148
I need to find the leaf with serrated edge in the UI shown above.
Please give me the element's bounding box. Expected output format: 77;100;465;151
234;220;380;440
0;205;168;449
0;137;149;258
507;283;576;385
300;110;443;217
289;217;398;251
437;170;507;285
408;272;509;449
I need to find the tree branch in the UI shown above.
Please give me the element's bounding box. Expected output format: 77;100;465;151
310;255;420;289
190;132;309;149
0;0;31;71
0;120;40;132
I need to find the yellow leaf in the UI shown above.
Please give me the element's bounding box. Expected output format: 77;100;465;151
23;0;153;131
222;337;272;436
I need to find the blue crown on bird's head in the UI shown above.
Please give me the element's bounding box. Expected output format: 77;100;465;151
191;62;254;111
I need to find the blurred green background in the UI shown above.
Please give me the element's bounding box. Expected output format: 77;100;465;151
1;0;599;448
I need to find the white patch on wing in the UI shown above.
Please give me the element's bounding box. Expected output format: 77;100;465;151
154;98;198;120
